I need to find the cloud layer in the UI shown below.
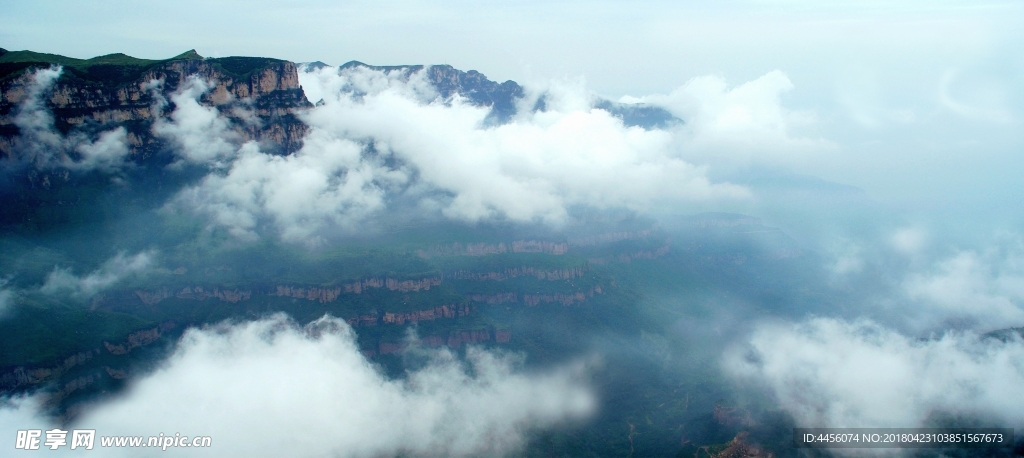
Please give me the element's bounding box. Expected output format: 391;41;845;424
623;70;832;166
151;76;239;167
2;314;594;457
40;251;155;299
903;234;1024;331
8;67;131;172
726;317;1024;430
172;65;751;241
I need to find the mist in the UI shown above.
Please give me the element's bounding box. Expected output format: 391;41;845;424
1;315;594;457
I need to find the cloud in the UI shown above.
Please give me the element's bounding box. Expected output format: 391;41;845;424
726;317;1024;430
0;278;14;318
1;314;594;457
175;139;394;242
10;67;64;166
938;69;1014;124
8;67;131;172
890;226;928;256
903;237;1024;330
623;70;833;165
40;251;155;299
171;65;748;242
71;127;132;172
307;67;747;222
151;76;239;166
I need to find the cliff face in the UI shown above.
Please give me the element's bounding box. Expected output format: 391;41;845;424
0;50;312;161
417;240;569;257
448;266;584;281
339;61;523;123
337;60;679;128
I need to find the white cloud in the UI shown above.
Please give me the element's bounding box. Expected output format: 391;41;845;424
71;127;131;172
890;227;928;256
306;72;743;223
176;139;395;243
624;70;833;165
173;65;748;242
1;314;594;457
9;67;131;172
151;76;239;166
903;238;1024;330
11;66;64;166
726;317;1024;430
0;278;14;317
40;251;155;299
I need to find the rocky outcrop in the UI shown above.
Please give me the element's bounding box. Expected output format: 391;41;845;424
382;304;470;325
704;432;772;458
0;321;172;393
339;61;523;123
0;349;99;390
336;60;679;128
58;373;98;398
134;289;172;305
523;291;589;306
418;240;568;258
446;329;492;349
1;50;312;161
448;266;584;281
176;286;251;302
343;277;441;294
470;286;602;306
568;230;653;247
135;286;251;305
384;277;441;292
346;314;379;327
103;366;128;380
103;326;162;355
495;329;511;343
468;292;519;304
271;285;342;303
512;240;568;254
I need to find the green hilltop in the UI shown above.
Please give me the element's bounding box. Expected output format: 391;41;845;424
0;48;287;84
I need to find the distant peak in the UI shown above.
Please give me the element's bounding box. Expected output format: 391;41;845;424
300;61;331;71
171;49;204;61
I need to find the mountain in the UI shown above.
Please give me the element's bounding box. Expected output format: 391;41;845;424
0;48;794;457
2;49;678;167
331;60;679;127
1;48;311;160
337;61;525;124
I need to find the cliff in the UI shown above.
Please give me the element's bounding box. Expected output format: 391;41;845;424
339;61;523;123
338;60;678;127
0;49;312;161
417;240;569;258
447;266;584;281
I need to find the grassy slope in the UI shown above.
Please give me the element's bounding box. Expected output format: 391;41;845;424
0;48;288;84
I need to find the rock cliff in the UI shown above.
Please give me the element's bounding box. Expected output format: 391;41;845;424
448;266;584;281
0;49;311;161
417;240;569;257
334;60;678;127
338;61;523;123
